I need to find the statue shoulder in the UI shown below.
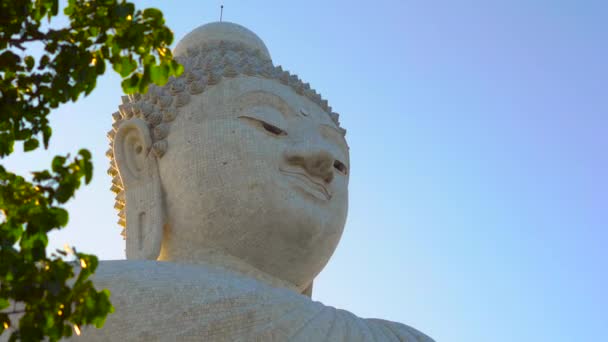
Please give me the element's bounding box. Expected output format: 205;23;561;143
365;318;435;342
75;261;433;341
90;259;272;306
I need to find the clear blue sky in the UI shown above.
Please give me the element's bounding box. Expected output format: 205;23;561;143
4;1;607;341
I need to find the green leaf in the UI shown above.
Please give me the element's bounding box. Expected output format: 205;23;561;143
25;56;35;71
55;184;72;203
170;60;184;77
78;149;91;160
40;54;51;68
23;138;40;152
64;3;74;16
113;2;134;19
143;8;163;21
51;208;69;227
150;64;169;85
0;298;9;310
78;149;93;184
0;133;15;156
52;156;66;172
42;126;52;148
121;73;141;93
113;57;137;78
0;51;20;66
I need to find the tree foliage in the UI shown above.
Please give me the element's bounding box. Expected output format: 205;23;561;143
0;0;182;340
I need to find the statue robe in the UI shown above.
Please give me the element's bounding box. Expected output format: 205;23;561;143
74;260;434;341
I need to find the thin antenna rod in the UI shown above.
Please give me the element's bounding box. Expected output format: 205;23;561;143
220;5;224;22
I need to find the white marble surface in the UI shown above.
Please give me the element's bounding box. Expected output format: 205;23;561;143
74;260;433;341
88;22;434;341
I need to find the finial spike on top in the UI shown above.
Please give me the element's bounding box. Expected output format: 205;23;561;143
220;5;224;22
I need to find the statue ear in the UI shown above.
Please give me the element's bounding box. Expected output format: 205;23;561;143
113;118;164;260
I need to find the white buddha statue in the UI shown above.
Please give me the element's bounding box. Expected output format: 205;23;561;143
78;22;434;341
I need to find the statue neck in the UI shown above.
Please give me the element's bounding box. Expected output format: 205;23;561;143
156;245;301;294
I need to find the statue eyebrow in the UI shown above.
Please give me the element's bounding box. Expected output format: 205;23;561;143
320;123;346;138
236;90;347;143
235;91;294;118
320;123;348;149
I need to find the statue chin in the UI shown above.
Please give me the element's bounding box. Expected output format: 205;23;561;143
156;183;348;292
60;21;435;341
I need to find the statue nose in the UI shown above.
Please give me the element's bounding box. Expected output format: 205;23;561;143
284;145;335;184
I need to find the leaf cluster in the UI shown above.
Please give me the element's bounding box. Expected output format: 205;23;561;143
0;0;183;157
0;151;111;341
0;0;182;340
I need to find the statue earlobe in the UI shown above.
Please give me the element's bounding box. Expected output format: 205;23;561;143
113;118;164;260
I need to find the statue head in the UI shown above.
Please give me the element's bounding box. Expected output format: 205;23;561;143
107;22;349;292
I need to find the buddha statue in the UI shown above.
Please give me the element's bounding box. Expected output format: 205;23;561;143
77;22;434;341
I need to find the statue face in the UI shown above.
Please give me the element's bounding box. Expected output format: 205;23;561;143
156;76;349;289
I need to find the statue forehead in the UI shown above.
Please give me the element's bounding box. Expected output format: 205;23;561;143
179;76;343;130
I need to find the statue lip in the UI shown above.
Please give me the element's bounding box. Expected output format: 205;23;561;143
279;168;332;201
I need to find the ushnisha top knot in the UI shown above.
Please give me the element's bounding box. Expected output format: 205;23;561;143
174;21;272;61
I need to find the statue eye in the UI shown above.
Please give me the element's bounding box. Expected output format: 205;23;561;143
261;122;286;136
333;160;347;175
238;115;287;136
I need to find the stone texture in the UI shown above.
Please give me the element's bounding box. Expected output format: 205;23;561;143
70;22;433;341
75;261;433;342
174;21;272;60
